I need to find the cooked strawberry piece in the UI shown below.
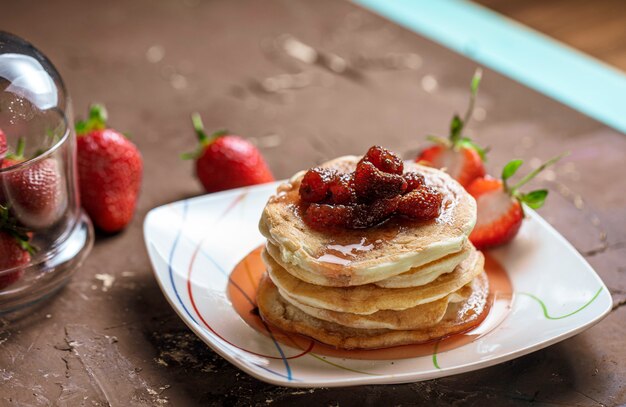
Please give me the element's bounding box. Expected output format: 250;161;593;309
397;186;443;220
350;196;400;228
327;173;356;205
354;161;407;201
304;197;399;229
404;171;425;192
299;167;336;203
300;146;445;230
361;145;404;175
304;203;351;229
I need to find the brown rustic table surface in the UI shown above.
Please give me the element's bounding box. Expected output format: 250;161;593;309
1;1;625;406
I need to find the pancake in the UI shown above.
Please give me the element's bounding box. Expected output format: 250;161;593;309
259;156;476;287
280;284;471;330
263;246;484;315
257;272;490;350
374;242;471;288
265;240;470;288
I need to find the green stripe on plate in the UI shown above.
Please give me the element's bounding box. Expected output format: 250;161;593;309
352;0;626;135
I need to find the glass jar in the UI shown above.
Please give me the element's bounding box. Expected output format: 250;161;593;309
0;32;94;312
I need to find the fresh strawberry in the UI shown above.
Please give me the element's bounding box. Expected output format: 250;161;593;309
468;155;563;249
0;205;36;290
76;104;143;233
419;145;485;188
0;138;64;229
416;69;488;187
0;129;7;164
183;113;274;193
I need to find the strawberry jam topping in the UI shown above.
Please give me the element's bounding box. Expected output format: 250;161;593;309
298;146;443;229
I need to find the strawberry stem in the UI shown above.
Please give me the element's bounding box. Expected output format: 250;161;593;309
15;137;25;158
426;135;451;147
191;113;228;145
439;68;487;161
183;113;229;160
461;68;482;131
510;153;567;192
191;113;209;144
5;137;27;162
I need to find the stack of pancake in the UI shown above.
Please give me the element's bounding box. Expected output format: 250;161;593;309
257;156;489;350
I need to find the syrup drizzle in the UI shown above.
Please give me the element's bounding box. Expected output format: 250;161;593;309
228;246;513;360
317;237;377;265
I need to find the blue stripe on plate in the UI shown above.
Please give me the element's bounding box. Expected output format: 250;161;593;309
168;200;199;325
352;0;626;134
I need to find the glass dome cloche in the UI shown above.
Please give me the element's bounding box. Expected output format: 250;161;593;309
0;31;93;313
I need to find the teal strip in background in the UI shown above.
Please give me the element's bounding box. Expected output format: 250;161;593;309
352;0;626;135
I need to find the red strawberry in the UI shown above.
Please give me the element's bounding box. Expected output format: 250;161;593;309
0;205;36;290
468;155;562;249
76;104;143;233
183;113;274;193
353;161;407;201
397;186;443;220
416;69;488;187
0;232;28;290
0;138;64;229
299;167;336;203
418;145;485;188
0;129;7;164
360;145;404;175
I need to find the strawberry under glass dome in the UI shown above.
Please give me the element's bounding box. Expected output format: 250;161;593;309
0;32;93;313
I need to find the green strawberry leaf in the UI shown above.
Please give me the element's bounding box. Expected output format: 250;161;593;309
76;104;108;135
0;205;37;255
180;151;200;160
510;153;567;191
13;231;36;255
186;113;229;160
502;159;523;182
520;189;548;209
75;120;88;135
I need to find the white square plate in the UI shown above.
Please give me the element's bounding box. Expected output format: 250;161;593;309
144;182;611;387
